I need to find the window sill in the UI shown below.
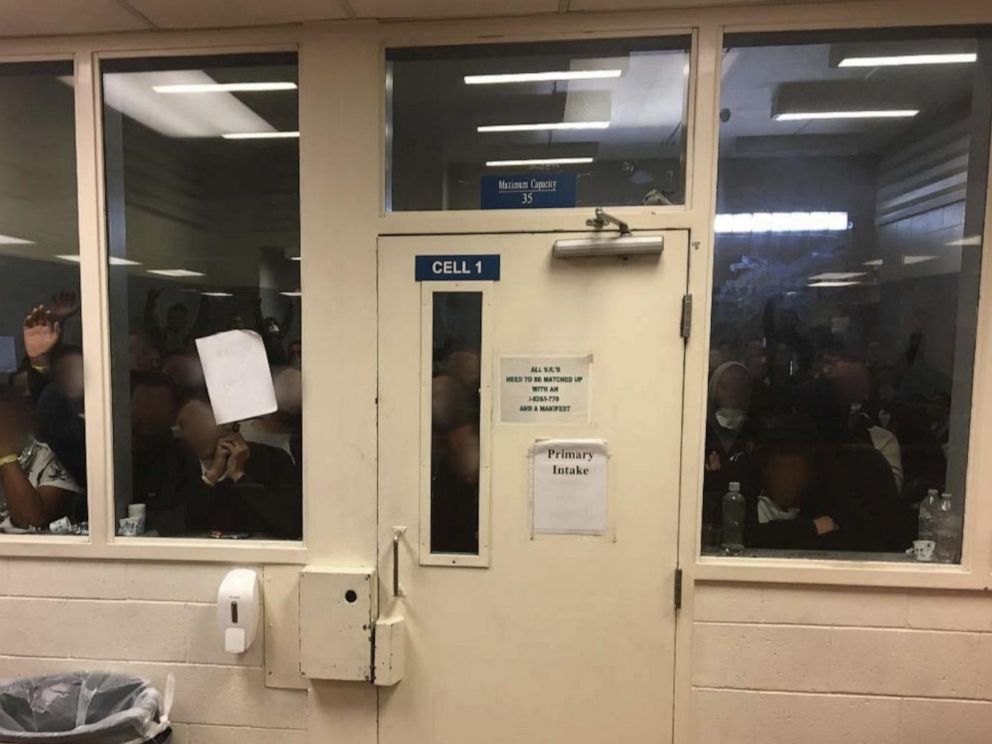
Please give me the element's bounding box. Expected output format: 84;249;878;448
0;534;306;564
692;551;988;591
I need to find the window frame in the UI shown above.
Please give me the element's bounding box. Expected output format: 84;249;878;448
0;6;984;578
378;25;701;235
680;20;992;592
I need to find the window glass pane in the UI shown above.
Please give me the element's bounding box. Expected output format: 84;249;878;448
430;292;482;554
103;53;302;540
0;61;84;536
387;37;691;211
702;28;991;562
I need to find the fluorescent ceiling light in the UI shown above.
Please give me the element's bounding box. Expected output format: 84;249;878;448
103;70;276;138
486;157;593;167
465;70;622;85
222;131;300;140
153;82;297;94
839;53;977;67
289;256;302;262
808;281;861;288
201;291;234;297
903;255;940;265
947;235;983;247
281;291;302;297
808;271;867;281
0;233;33;245
775;110;918;121
478;121;610;133
715;211;849;234
147;269;205;277
863;258;884;267
56;255;140;266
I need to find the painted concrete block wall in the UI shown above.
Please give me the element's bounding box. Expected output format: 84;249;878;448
691;581;992;744
0;559;307;744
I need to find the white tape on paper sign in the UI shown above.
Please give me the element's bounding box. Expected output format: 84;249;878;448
195;330;277;425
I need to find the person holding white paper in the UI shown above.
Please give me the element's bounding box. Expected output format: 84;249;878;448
151;392;301;539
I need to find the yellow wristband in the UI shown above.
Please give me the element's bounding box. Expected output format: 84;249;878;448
0;454;19;467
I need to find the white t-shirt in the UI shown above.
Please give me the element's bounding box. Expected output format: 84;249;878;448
869;426;904;491
0;440;83;533
757;494;800;524
240;420;295;463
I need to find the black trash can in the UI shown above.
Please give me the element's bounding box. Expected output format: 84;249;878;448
0;672;172;743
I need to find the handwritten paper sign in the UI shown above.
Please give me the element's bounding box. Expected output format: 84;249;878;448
195;330;277;425
531;439;608;535
500;355;591;423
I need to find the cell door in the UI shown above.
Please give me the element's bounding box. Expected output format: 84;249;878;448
377;231;689;744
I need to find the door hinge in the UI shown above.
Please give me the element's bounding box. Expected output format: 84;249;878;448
680;294;692;340
673;567;683;611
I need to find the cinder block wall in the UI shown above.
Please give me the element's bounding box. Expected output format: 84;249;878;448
691;582;992;744
0;559;306;744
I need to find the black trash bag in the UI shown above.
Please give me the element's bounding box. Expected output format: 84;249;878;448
0;672;172;743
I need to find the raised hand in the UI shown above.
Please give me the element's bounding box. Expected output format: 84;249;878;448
48;291;80;322
22;306;61;365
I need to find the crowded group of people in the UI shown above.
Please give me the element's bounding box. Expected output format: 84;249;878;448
0;287;303;540
704;303;950;554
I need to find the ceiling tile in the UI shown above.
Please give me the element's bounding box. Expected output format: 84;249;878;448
0;0;150;37
348;0;560;19
125;0;350;29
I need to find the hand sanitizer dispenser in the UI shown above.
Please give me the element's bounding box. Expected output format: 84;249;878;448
217;568;260;654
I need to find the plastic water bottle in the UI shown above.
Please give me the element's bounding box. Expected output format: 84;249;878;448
721;482;745;555
934;492;961;563
918;488;938;542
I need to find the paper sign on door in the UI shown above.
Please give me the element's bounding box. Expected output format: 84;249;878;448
501;355;591;423
195;330;277;425
531;439;608;535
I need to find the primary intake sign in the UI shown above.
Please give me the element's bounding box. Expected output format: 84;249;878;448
500;354;591;423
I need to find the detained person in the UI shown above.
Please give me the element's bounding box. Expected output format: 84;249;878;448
0;386;83;532
153;392;301;539
703;361;760;530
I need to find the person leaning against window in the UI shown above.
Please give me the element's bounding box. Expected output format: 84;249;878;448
0;386;82;532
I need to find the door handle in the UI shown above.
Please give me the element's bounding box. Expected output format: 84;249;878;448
392;526;407;597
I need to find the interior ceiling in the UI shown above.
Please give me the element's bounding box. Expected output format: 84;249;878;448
0;0;852;37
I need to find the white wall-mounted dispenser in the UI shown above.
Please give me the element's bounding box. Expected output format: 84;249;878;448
217;568;260;654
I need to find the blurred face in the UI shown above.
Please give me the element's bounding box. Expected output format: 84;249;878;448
432;375;466;432
129;333;161;372
764;452;811;509
444;350;480;391
0;400;31;455
53;353;84;403
131;384;177;438
166;305;188;332
273;368;302;415
715;366;751;410
176;399;221;460
288;342;302;365
0;399;31;453
162;354;203;389
745;352;767;381
832;361;870;407
228;315;246;330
